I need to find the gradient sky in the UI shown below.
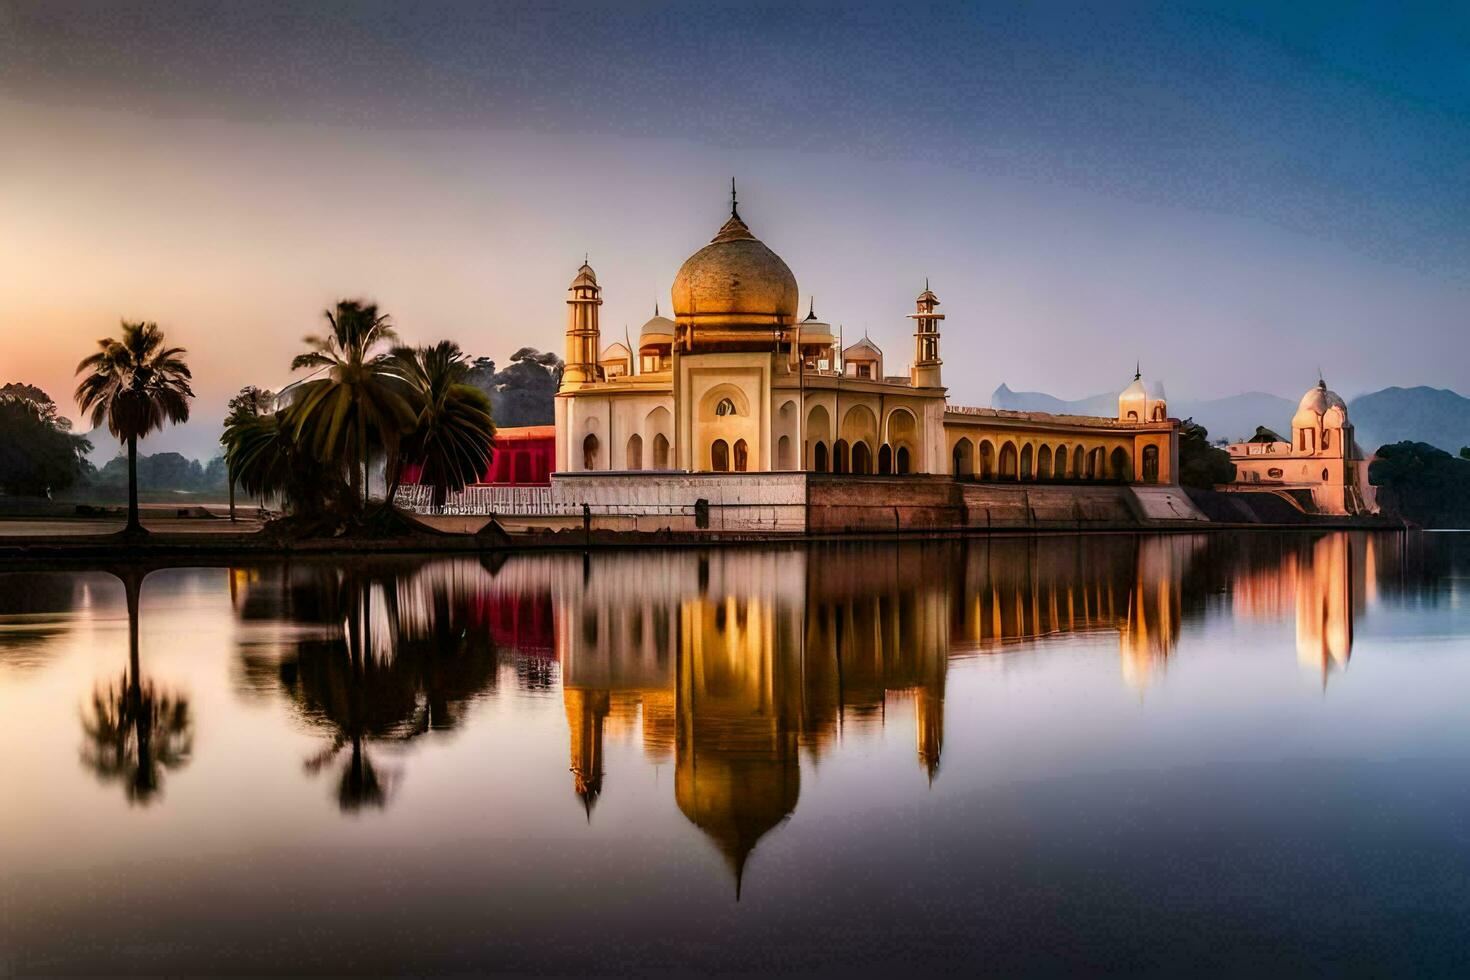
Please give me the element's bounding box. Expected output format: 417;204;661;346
3;0;1468;458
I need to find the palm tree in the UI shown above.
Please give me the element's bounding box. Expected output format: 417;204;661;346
287;301;415;510
74;321;194;534
221;386;274;522
389;341;496;509
222;408;353;529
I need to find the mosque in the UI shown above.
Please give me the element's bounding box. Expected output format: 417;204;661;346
1224;377;1375;516
554;186;1179;487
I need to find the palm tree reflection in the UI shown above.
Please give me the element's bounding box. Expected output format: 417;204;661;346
239;562;500;812
78;572;193;804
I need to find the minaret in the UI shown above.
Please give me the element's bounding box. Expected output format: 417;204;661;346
561;259;603;390
907;279;943;388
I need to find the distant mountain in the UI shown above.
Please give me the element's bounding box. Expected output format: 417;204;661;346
991;384;1115;418
1349;387;1470;455
1180;392;1297;444
990;384;1293;443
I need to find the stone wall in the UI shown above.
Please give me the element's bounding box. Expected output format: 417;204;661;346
547;472;1208;536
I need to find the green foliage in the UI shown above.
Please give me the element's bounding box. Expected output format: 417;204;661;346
286;301;415;507
223;409;354;525
465;347;562;426
390;341;496;507
1369;441;1470;528
0;385;93;495
73;321;193;531
95;452;202;490
1177;418;1236;488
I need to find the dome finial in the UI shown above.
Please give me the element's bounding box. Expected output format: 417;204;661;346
1318;365;1326;388
1135;360;1141;381
925;276;930;292
730;177;739;219
655;298;659;317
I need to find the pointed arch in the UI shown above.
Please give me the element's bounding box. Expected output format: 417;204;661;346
952;438;974;478
711;439;730;472
998;442;1019;480
626;433;643;471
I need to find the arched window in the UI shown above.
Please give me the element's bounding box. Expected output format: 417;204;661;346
1142;445;1160;483
952;439;973;478
878;444;893;474
653;433;670;469
1110;447;1129;482
777;435;792;470
814;441;828;472
582;433;600;470
626;433;643;471
733;439;749;472
711;439;730;472
999;442;1018;479
715;398;737;417
1322;467;1330;481
896;446;910;474
1127;410;1139;421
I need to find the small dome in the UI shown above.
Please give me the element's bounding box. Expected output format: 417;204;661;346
1323;404;1348;429
671;210;798;330
1297;381;1330;416
639;314;676;347
600;341;630;360
842;336;883;360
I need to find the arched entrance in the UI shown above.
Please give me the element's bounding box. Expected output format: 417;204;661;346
582;433;599;470
1072;445;1085;479
814;441;829;472
998;442;1018;480
851;441;872;475
833;439;850;474
1037;445;1052;481
979;440;995;480
733;439;749;472
1110;447;1129;482
1142;444;1159;483
1054;444;1068;479
652;433;670;469
711;439;730;472
1020;444;1034;480
896;446;910;474
952;439;974;478
626;433;642;471
878;444;893;475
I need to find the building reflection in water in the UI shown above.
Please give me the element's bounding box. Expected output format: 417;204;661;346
1228;534;1373;685
226;532;1394;884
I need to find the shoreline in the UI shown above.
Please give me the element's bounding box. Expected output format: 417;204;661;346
0;517;1408;569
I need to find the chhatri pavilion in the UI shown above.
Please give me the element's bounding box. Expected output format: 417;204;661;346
554;186;1179;486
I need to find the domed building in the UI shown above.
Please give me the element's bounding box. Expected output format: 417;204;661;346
1225;377;1375;515
552;185;1184;514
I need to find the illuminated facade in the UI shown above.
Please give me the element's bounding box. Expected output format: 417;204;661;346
1226;377;1377;516
555;188;1179;485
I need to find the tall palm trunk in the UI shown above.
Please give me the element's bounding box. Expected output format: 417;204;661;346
126;432;143;534
228;475;236;522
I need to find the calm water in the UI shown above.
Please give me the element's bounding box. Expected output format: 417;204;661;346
3;532;1470;975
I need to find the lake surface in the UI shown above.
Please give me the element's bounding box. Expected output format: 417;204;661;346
3;532;1470;975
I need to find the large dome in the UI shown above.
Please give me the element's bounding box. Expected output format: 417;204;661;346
671;211;798;331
